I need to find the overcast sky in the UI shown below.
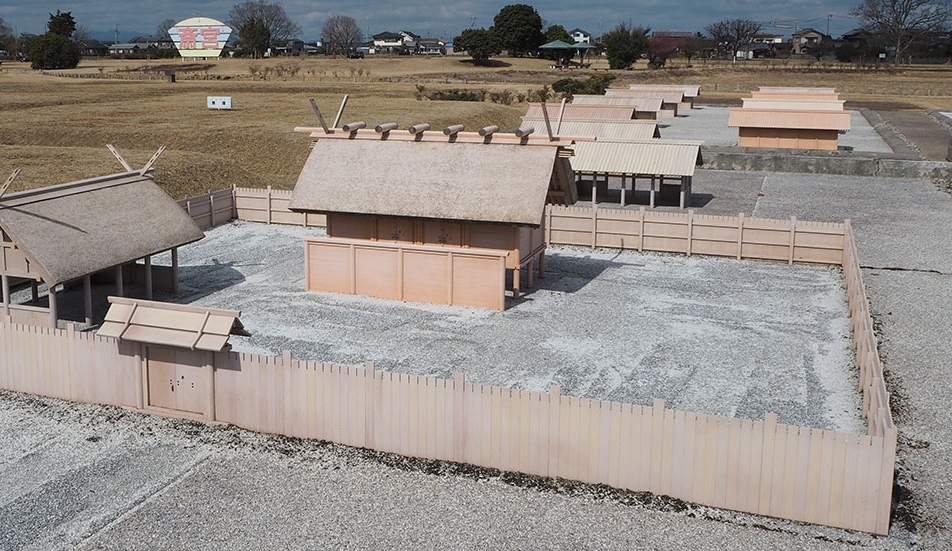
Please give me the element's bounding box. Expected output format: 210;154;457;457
1;0;863;42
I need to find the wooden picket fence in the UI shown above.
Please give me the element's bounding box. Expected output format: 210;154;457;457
0;187;897;534
0;313;895;534
544;204;845;265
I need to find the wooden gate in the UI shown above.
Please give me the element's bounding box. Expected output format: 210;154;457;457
146;346;208;415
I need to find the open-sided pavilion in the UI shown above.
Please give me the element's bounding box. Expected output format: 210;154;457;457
0;159;204;327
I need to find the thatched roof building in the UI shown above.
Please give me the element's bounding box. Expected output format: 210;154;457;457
1;170;203;326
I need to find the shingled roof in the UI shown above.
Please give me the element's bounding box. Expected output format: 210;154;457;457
288;139;559;226
0;171;204;286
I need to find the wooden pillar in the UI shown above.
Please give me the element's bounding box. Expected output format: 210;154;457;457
116;265;124;297
48;285;57;328
620;174;627;207
144;256;153;300
650;176;657;208
31;280;38;302
512;267;521;300
538;251;546;279
83;275;92;326
1;273;9;316
171;248;180;295
205;352;216;421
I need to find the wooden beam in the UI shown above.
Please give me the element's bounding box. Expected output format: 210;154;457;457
294;127;595;145
308;98;330;133
333;94;349;128
0;168;21;198
140;146;166;175
106;144;133;172
540;102;554;141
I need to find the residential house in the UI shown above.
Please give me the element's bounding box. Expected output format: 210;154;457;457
77;39;109;57
568;28;591;44
130;35;175;50
792;28;832;56
108;43;141;57
417;38;445;55
372;31;420;54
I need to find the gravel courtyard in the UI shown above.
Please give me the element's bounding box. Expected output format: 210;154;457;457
150;221;863;433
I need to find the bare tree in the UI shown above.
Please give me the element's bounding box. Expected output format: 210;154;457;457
322;15;362;56
228;1;301;45
157;18;177;40
705;18;762;61
72;24;92;43
851;0;952;64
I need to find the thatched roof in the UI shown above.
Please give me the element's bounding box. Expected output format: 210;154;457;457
289;139;558;226
0;171;204;286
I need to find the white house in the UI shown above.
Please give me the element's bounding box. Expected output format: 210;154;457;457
568;28;591;44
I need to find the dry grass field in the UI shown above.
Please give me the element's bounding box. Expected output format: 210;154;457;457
2;56;952;198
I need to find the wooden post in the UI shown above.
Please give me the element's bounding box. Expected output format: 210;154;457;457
206;352;216;421
266;185;273;225
1;273;9;316
144;256;153;300
48;285;57;328
591;201;598;249
83;275;92;326
650;175;657;208
454;372;466;463
31;280;38;303
209;189;216;227
171;248;180;295
788;216;797;264
686;210;694;256
737;213;745;260
116;264;124;297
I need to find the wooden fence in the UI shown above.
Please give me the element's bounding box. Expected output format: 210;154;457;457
233;186;326;227
0;314;894;534
0;187;897;534
545;204;845;265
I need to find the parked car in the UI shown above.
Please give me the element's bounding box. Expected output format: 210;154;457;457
348;51;364;59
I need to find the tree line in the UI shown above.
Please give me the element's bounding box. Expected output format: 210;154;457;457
1;0;950;69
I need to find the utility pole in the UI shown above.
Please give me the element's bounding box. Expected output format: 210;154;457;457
115;24;119;44
826;14;833;36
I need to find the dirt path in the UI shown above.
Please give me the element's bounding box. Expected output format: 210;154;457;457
877;111;950;161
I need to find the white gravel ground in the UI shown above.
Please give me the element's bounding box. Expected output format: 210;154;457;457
149;221;864;433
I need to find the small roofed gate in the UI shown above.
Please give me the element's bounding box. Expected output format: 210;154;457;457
289;131;573;310
98;297;249;419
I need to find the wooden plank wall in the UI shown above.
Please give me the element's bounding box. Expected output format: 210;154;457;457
545;205;845;265
234;186;327;228
178;188;237;229
0;309;896;535
0;321;140;408
208;352;894;534
303;237;508;310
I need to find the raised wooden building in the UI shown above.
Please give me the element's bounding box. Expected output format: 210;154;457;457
289;130;577;310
